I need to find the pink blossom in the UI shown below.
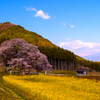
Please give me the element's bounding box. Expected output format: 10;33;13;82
0;39;52;71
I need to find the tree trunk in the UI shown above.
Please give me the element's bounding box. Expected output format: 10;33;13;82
64;60;67;70
56;59;58;70
51;56;53;65
68;63;70;70
61;59;63;70
70;62;74;71
54;59;57;70
58;59;60;70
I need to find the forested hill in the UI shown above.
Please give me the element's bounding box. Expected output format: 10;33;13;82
0;22;56;48
0;22;100;71
0;22;76;66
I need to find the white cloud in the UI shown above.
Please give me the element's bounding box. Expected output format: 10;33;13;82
69;24;74;28
24;6;50;19
59;40;100;49
31;7;37;11
34;10;50;19
61;22;66;26
24;6;30;11
58;40;100;56
24;6;37;11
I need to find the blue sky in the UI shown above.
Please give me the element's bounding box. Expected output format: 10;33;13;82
1;0;100;58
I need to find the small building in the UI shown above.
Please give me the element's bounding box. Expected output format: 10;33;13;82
75;64;90;76
76;70;87;76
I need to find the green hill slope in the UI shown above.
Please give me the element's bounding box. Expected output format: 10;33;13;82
0;22;76;65
0;23;56;48
0;22;100;71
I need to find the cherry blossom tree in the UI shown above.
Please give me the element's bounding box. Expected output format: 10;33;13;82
0;39;52;74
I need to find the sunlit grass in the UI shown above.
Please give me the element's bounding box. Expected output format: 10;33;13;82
0;72;24;100
3;74;100;100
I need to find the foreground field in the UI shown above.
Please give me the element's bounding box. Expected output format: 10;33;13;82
3;74;100;100
0;72;24;100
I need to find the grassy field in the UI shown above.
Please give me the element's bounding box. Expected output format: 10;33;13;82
0;71;100;100
50;70;77;76
0;72;23;100
0;72;35;100
3;73;100;100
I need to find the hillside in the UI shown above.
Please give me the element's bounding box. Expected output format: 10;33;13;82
0;22;56;48
0;22;100;71
0;22;77;69
0;22;15;31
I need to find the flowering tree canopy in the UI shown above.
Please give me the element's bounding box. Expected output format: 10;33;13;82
0;39;52;71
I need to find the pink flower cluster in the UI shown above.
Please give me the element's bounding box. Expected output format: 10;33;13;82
0;39;52;71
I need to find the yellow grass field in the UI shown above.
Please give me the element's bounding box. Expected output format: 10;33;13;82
3;74;100;100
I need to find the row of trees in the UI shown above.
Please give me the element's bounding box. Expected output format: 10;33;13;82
77;56;100;72
39;46;77;70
